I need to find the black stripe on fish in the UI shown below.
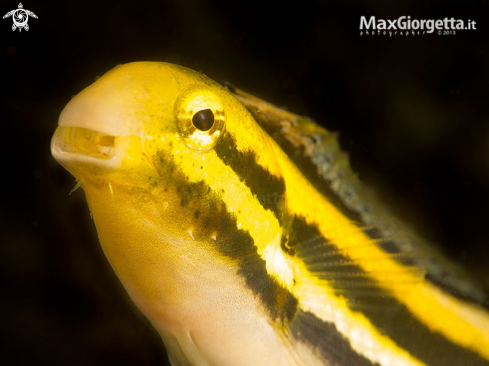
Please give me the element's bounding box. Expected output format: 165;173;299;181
214;131;286;224
287;215;489;366
238;103;367;228
193;188;298;323
155;151;298;323
290;309;380;366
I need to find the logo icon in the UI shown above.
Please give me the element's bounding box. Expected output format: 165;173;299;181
3;3;37;31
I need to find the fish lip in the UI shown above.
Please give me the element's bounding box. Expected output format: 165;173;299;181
51;125;126;170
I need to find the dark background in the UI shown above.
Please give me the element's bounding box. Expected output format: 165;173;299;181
2;0;488;364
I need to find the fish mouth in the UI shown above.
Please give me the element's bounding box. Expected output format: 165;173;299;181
51;126;128;169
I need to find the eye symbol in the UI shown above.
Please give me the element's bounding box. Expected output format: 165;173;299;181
192;109;215;131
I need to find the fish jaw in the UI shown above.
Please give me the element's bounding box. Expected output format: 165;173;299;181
50;125;140;175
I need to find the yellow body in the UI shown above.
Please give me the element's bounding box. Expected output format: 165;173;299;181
52;62;489;366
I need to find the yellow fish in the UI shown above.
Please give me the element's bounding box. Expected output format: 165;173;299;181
51;62;489;366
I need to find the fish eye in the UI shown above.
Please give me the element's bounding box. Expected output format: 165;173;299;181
174;85;226;151
192;109;214;131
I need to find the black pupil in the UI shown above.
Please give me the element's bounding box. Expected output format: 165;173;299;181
192;109;215;131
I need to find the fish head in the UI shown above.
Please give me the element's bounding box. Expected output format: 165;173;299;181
50;62;286;342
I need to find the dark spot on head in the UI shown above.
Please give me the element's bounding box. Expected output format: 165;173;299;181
181;193;188;206
194;209;200;219
280;235;295;256
220;80;237;93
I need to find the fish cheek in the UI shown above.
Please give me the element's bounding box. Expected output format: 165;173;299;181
150;150;221;246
